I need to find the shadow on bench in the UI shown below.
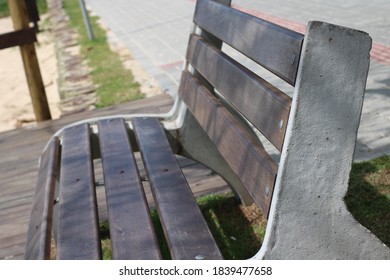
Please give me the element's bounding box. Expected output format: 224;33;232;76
25;0;390;260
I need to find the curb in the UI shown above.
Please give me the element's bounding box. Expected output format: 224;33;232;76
48;0;97;116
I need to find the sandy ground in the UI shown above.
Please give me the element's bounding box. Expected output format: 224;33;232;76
0;11;163;134
0;16;61;133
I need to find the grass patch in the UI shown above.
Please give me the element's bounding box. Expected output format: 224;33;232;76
63;0;143;107
0;0;47;18
197;193;266;259
100;221;112;260
0;0;8;18
345;155;390;246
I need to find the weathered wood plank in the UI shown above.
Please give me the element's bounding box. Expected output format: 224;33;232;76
98;118;161;260
132;117;222;260
193;0;304;85
25;137;60;260
194;0;231;50
179;71;278;217
0;242;25;259
0;28;36;50
187;35;291;150
57;124;101;260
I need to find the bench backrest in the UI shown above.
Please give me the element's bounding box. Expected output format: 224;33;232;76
178;0;390;259
180;0;303;217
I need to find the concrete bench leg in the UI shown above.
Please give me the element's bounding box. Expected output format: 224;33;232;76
257;22;390;259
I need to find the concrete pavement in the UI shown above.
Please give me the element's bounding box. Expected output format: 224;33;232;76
85;0;390;161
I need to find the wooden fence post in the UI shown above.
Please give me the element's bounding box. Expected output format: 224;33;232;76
7;0;51;122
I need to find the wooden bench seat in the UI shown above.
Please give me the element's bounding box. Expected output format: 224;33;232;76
25;0;390;260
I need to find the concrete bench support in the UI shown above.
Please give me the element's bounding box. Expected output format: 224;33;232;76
258;22;390;259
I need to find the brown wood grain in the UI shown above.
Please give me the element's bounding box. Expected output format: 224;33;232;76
187;34;291;151
57;124;101;259
132;117;223;260
193;0;304;85
25;137;60;260
98;118;161;260
179;71;278;217
0;28;36;50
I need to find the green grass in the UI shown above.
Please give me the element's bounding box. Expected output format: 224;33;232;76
345;155;390;246
0;0;7;18
99;155;390;259
100;221;112;260
0;0;47;18
37;0;47;14
197;193;266;259
63;0;143;107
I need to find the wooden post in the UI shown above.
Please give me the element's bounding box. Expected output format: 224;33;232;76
7;0;51;122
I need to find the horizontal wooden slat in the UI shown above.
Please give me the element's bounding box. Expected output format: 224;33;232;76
57;124;101;260
25;137;60;260
132;117;222;260
187;35;291;151
193;0;303;85
0;28;37;50
98;118;161;260
179;71;278;216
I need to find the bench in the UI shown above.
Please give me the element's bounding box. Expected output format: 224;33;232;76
25;0;390;259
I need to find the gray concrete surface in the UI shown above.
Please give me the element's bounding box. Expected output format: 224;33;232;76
258;22;390;259
85;0;390;161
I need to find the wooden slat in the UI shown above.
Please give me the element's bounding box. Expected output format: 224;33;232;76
25;137;60;260
179;71;278;216
193;0;304;85
195;0;231;50
187;34;291;151
57;124;101;259
98;118;161;260
0;28;36;50
132;117;222;260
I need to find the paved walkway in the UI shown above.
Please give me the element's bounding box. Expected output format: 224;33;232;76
85;0;390;161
